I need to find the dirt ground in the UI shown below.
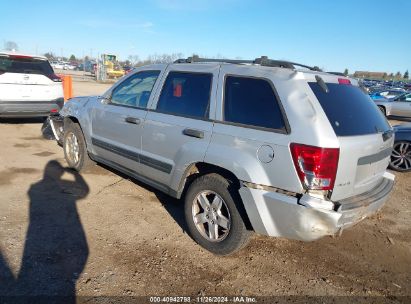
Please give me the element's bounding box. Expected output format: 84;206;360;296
0;78;410;303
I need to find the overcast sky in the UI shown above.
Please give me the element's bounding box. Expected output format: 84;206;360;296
0;0;410;74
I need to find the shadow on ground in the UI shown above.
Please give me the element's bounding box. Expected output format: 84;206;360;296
0;160;89;303
97;163;189;234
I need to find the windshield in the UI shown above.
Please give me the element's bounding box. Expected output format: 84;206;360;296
309;82;391;136
0;56;54;75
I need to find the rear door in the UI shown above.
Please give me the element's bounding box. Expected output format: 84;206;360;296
204;65;295;192
90;68;163;172
0;55;61;101
308;80;393;201
140;64;218;187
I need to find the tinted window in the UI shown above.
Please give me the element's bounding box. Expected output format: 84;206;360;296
309;82;391;136
111;70;160;108
224;76;286;130
156;72;212;118
0;56;54;75
396;93;411;102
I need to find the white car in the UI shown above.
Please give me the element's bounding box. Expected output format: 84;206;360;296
51;61;65;69
63;63;76;70
0;52;64;117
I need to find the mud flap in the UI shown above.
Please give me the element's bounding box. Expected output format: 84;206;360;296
41;116;56;140
48;115;64;145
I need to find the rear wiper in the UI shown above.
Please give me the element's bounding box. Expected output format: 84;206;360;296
315;75;329;93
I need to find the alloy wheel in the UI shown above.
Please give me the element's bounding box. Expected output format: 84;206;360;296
192;190;231;242
391;142;411;171
65;132;80;166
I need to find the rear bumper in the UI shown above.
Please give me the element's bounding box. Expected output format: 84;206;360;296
0;98;64;117
239;172;395;241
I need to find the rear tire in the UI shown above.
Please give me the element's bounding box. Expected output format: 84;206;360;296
389;141;411;172
184;173;250;255
63;121;95;172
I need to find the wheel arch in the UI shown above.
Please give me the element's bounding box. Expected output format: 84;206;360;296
177;161;254;230
63;115;94;151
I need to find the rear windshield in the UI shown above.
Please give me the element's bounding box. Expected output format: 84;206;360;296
309;82;391;136
0;56;54;75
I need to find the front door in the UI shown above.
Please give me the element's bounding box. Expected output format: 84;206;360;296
90;69;162;171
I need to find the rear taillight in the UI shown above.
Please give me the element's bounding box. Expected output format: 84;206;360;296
290;143;339;191
338;78;351;85
48;74;62;82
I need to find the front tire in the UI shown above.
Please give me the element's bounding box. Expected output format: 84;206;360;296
63;121;94;172
184;173;250;255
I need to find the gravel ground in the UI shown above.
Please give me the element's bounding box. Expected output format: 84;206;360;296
0;78;410;303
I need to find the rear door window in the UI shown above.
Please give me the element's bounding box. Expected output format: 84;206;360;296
0;56;54;75
224;76;286;131
309;82;391;136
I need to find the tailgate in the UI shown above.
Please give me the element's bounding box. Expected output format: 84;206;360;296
307;78;393;201
331;133;393;201
0;74;61;101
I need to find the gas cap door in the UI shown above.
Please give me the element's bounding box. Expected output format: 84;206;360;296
257;145;275;163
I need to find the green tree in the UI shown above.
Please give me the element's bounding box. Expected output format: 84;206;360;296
69;54;76;61
344;68;349;76
404;70;409;79
395;71;401;79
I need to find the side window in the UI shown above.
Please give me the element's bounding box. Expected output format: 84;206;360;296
110;70;160;108
156;72;212;118
224;76;286;130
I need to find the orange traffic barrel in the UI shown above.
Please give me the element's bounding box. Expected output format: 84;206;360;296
58;75;73;101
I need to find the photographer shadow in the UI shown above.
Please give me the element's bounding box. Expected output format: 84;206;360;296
0;160;89;302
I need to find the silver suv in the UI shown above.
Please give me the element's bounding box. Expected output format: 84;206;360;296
51;56;395;255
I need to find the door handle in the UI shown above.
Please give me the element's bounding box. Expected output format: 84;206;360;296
183;128;204;139
125;117;141;125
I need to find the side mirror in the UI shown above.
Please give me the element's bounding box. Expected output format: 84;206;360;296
99;96;111;104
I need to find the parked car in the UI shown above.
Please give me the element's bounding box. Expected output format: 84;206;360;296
50;56;395;255
63;63;76;70
378;89;406;99
51;61;65;69
390;124;411;172
374;92;411;118
75;63;85;71
123;65;134;74
0;52;64;117
369;91;388;101
370;89;406;100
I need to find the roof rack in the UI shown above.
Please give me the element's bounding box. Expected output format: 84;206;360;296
174;55;322;72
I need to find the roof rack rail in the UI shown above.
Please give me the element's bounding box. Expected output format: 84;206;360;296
174;55;322;72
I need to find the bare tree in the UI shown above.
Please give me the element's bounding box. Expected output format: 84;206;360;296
44;52;55;60
4;41;18;51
